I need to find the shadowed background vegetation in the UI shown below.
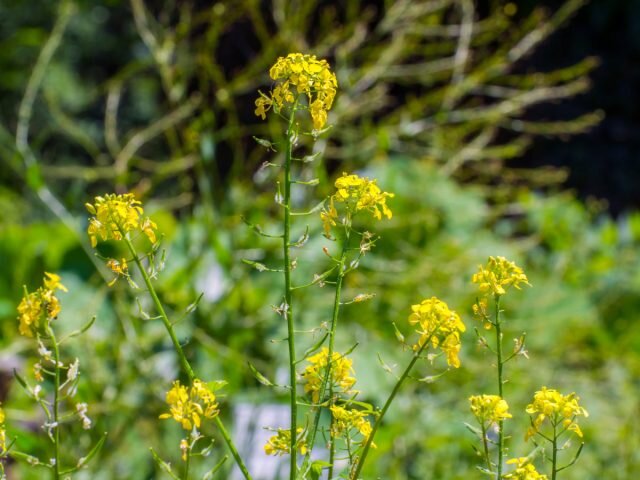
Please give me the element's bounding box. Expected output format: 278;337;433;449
1;0;639;478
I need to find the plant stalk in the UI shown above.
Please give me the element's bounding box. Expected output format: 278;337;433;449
124;237;252;480
495;295;504;480
46;325;61;480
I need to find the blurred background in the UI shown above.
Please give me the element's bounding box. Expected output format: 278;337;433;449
1;0;639;478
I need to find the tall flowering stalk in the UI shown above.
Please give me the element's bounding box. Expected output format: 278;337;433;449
351;297;465;479
254;53;337;479
86;194;251;480
13;273;103;479
470;256;530;478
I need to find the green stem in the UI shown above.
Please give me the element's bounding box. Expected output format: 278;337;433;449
481;423;492;473
305;238;349;469
184;445;191;480
552;422;558;480
123;237;252;480
283;107;298;479
46;325;61;480
351;340;430;480
495;295;504;480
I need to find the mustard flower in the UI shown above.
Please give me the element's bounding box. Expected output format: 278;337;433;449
86;193;157;248
17;272;67;337
469;394;512;425
525;387;588;440
472;256;530;296
255;53;338;129
408;297;466;368
264;427;308;456
503;457;548;480
301;347;356;403
159;379;219;431
330;405;373;445
320;172;394;236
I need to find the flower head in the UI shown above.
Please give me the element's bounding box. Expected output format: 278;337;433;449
301;347;356;403
17;272;67;337
469;394;512;425
330;405;374;446
159;379;219;431
503;457;548;479
472;256;530;297
86;193;157;248
255;53;338;129
264;427;308;456
321;173;394;236
408;297;466;368
525;387;588;440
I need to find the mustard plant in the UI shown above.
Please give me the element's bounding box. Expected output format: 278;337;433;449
468;257;588;479
85;194;251;479
12;273;104;479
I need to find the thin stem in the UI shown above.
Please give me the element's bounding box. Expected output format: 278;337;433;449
551;422;558;480
123;237;252;480
184;445;191;480
46;325;61;480
351;340;430;480
306;237;349;464
495;294;504;480
481;423;492;473
283;106;298;479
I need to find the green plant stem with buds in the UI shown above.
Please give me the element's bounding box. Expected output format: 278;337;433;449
552;423;558;480
45;324;61;480
123;237;252;480
494;295;504;479
351;332;436;480
301;231;350;478
282;103;299;480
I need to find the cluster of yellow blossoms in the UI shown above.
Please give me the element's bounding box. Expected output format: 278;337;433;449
301;347;356;403
330;405;373;445
525;387;589;440
469;394;512;425
86;193;157;248
472;256;530;297
159;380;219;431
17;273;67;337
264;427;308;456
321;173;394;236
503;457;548;480
255;53;338;130
408;297;466;368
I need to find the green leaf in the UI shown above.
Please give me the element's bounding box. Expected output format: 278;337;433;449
248;362;274;387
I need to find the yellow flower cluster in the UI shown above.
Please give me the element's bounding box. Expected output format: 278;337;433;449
330;405;373;444
17;272;68;337
525;387;588;440
321;173;394;236
503;457;548;480
255;53;338;130
86;193;157;248
159;379;219;431
469;394;512;424
408;297;466;368
263;427;308;456
472;256;530;296
301;347;356;403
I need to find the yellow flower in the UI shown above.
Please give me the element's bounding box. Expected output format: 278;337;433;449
330;405;374;446
159;379;219;431
180;438;189;461
408;297;466;368
503;457;548;479
0;404;5;454
264;427;308;456
106;258;129;286
256;53;337;129
86;193;157;248
525;387;588;441
301;347;356;403
469;394;512;425
472;256;530;296
17;272;67;337
320;173;394;236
